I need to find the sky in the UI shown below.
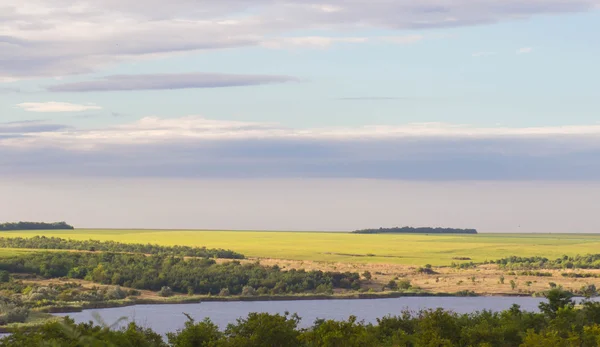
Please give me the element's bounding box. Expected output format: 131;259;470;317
1;1;600;231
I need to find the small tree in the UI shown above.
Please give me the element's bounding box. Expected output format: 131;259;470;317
241;286;257;296
510;280;517;290
387;280;399;291
158;286;174;297
539;288;574;317
499;275;505;284
167;314;223;347
362;271;372;281
398;279;411;290
581;284;598;299
0;271;9;283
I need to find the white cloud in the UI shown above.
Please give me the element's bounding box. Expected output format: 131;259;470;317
1;0;596;79
16;102;102;112
517;47;534;54
4;116;600;149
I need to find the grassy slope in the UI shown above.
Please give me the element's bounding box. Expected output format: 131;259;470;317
2;230;600;265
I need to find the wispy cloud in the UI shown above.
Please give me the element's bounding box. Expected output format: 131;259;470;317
2;116;600;180
16;102;102;112
517;47;534;54
1;0;595;79
0;120;69;133
47;73;298;92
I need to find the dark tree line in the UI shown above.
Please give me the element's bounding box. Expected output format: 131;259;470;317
0;222;74;231
0;236;245;259
490;254;600;270
4;289;600;346
353;226;478;234
0;252;360;295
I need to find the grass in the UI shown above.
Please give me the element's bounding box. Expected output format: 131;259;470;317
2;230;600;265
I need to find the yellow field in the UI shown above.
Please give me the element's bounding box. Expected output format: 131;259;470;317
2;230;600;265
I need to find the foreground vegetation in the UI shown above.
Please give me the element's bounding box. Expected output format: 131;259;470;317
3;230;600;265
3;289;600;346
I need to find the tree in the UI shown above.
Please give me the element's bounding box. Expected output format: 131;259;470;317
224;312;302;347
167;314;223;347
539;288;575;317
0;271;9;283
581;284;598;299
158;286;174;297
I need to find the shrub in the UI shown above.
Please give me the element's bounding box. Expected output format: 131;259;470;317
0;302;29;325
362;271;372;281
241;286;257;296
387;280;399;291
127;289;141;296
219;288;231;296
106;286;127;300
0;271;9;283
158;286;174;297
398;279;412;290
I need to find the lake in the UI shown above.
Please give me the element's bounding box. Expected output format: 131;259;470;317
55;296;551;335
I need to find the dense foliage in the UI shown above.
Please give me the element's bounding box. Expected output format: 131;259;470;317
353;226;478;234
491;254;600;269
0;236;245;259
0;280;142;325
0;252;361;295
4;289;600;346
0;222;73;231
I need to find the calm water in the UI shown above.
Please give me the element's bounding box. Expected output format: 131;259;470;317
55;297;549;335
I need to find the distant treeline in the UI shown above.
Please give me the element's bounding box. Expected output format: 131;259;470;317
0;252;361;295
0;236;244;259
0;222;73;231
490;254;600;270
353;226;478;234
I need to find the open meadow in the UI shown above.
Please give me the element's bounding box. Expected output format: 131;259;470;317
2;229;600;266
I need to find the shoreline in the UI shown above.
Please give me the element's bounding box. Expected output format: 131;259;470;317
0;291;543;333
0;292;552;334
42;291;536;312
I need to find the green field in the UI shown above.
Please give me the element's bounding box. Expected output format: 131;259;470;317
2;230;600;265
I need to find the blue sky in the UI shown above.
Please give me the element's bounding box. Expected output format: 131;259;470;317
1;1;600;230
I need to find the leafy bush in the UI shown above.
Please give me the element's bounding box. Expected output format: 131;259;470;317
105;286;127;300
158;286;174;297
0;302;29;325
